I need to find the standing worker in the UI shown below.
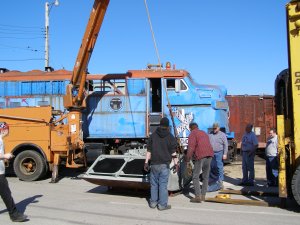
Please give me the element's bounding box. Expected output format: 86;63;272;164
239;123;258;186
209;122;228;189
265;128;278;187
0;122;28;222
186;122;214;203
144;117;178;211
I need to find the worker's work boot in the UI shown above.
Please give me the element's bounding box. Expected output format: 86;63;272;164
10;211;28;222
190;196;201;203
158;205;171;211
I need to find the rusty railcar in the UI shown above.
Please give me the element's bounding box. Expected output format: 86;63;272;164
226;95;276;150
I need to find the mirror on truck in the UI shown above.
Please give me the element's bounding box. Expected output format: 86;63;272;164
175;79;180;93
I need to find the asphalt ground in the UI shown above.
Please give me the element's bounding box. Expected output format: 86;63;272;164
1;157;300;225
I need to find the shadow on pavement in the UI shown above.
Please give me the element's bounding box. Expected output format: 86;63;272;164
16;195;43;213
0;194;43;215
87;185;150;199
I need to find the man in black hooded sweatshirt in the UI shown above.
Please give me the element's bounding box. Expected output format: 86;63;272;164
144;117;178;210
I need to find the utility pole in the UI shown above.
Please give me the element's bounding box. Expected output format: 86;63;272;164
45;0;59;72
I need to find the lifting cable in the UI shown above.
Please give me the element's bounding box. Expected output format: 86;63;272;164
144;0;183;155
144;0;161;67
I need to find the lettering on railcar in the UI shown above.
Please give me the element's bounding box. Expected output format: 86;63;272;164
295;72;300;91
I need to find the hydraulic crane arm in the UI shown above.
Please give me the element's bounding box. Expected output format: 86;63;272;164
64;0;110;109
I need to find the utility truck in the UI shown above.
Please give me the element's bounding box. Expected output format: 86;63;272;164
0;0;110;182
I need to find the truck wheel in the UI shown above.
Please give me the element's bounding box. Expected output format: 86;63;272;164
13;150;47;181
291;164;300;206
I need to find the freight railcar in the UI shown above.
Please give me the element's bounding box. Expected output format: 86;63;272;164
226;95;276;150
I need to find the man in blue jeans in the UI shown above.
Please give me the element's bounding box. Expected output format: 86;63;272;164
144;117;178;210
265;128;278;187
239;124;258;186
209;122;228;190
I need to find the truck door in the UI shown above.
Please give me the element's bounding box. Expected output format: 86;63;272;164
148;78;162;135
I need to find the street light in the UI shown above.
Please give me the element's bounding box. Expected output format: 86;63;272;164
45;0;59;72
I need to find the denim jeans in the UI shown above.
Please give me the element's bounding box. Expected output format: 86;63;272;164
266;156;278;186
209;155;218;184
242;151;255;184
214;150;224;181
207;180;222;192
192;157;212;196
150;164;170;209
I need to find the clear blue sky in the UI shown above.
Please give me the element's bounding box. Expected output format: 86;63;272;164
0;0;290;95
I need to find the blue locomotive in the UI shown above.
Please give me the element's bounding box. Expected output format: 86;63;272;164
0;66;236;163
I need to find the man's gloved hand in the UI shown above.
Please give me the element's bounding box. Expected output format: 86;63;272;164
186;162;193;177
144;163;150;172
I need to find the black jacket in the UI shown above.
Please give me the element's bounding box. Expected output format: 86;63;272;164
147;127;177;165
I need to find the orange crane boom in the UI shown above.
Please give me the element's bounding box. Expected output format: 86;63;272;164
64;0;110;109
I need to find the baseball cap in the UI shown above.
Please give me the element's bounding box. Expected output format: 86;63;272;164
212;123;219;128
189;122;198;128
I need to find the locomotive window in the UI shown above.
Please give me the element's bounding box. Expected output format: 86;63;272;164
116;84;125;94
90;79;126;95
166;79;187;91
104;86;112;92
180;80;188;91
166;79;175;89
93;84;111;92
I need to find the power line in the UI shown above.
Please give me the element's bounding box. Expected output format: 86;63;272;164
0;44;43;52
0;30;44;35
0;26;44;32
0;36;44;39
0;24;45;39
0;23;43;29
0;24;53;66
0;58;44;62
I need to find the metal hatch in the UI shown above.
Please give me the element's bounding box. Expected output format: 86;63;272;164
82;148;192;191
82;148;150;190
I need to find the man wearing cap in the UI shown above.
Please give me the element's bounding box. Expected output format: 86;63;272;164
239;123;258;186
209;122;228;189
186;122;214;203
144;117;178;210
0;122;28;222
